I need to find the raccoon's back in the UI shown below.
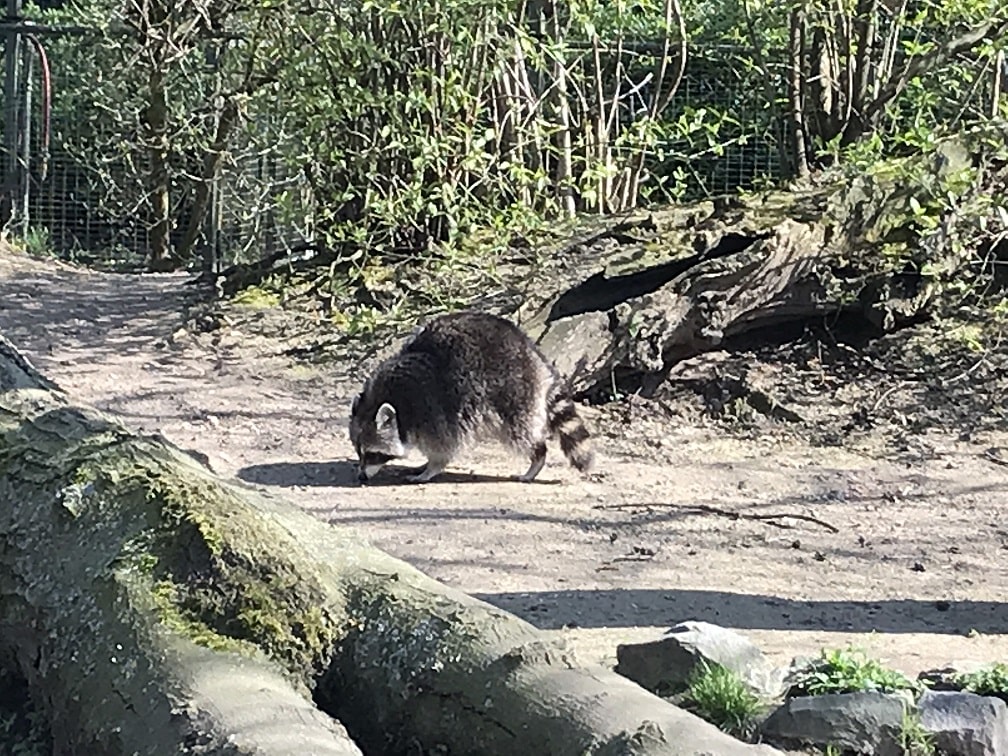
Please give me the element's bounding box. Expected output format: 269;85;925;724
401;311;556;426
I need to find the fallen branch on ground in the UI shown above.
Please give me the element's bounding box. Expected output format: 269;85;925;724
594;502;840;534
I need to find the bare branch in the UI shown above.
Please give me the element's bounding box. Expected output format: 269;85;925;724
859;17;1008;132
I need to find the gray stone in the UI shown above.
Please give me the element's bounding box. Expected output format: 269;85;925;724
615;620;785;698
759;691;905;755
918;689;1008;756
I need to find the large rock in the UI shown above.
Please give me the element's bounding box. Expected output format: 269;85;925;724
918;690;1008;756
759;691;905;755
615;621;784;698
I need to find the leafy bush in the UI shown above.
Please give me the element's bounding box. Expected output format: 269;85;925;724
954;662;1008;700
23;0;1006;282
789;647;921;697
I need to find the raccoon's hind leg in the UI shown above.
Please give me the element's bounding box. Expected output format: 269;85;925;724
517;441;547;483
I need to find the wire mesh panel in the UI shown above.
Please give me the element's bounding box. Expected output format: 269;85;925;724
0;34;784;267
212;132;316;272
0;27;797;270
0;31;315;272
0;23;998;269
29;142;151;269
0;33;147;267
656;49;789;199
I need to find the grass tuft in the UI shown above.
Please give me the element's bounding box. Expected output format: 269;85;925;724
684;661;763;739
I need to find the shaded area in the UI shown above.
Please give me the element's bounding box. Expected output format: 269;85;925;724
652;318;1008;447
0;267;191;360
473;588;1008;636
237;460;562;488
547;230;770;322
0;666;50;756
314;473;1007;533
239;460;361;488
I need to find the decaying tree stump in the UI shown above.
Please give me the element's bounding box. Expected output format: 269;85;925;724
0;335;780;755
518;122;1008;398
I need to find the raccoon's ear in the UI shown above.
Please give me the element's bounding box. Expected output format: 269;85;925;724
375;402;397;430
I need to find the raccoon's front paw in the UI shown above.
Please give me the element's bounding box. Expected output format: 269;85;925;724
405;460;447;483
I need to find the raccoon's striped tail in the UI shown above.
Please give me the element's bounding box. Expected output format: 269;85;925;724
547;392;594;473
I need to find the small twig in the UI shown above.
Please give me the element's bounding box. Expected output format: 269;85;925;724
871;381;908;412
946;351;995;385
594;502;840;534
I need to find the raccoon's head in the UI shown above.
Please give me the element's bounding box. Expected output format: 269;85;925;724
349;393;405;483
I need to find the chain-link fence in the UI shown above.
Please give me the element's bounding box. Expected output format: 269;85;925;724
2;10;1003;274
0;26;316;272
0;22;797;273
211;137;316;273
0;27;146;267
658;48;789;198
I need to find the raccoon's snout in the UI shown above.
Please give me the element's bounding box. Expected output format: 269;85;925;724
355;457;373;483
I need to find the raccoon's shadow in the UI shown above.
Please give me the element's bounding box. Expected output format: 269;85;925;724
237;460;561;488
237;460;360;487
367;467;564;487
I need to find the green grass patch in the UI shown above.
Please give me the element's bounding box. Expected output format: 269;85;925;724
231;285;282;308
900;707;936;756
954;663;1008;700
684;661;763;739
11;227;54;260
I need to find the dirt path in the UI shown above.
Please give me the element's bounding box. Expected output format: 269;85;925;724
2;248;1006;678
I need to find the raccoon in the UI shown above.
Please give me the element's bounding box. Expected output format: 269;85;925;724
348;310;594;484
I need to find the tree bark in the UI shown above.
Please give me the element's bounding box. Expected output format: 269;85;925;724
144;66;174;272
176;97;241;264
993;50;1004;118
786;8;809;179
515;122;1008;398
0;338;780;755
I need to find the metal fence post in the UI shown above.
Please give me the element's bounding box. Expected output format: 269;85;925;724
17;30;31;230
2;0;23;232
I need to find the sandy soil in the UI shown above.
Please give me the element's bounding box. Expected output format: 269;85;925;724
2;248;1006;680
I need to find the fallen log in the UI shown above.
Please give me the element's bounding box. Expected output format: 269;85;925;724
0;335;780;755
517;121;1008;398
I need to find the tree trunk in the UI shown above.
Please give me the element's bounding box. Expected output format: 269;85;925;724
515;122;1008;398
786;8;809;179
0;339;780;755
145;67;174;272
993;50;1005;118
177;97;241;264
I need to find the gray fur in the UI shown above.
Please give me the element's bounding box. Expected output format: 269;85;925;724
348;310;594;483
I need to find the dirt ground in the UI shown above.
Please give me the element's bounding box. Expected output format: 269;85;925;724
2;247;1006;681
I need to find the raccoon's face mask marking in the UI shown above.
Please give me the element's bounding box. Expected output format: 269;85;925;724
349;399;404;483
